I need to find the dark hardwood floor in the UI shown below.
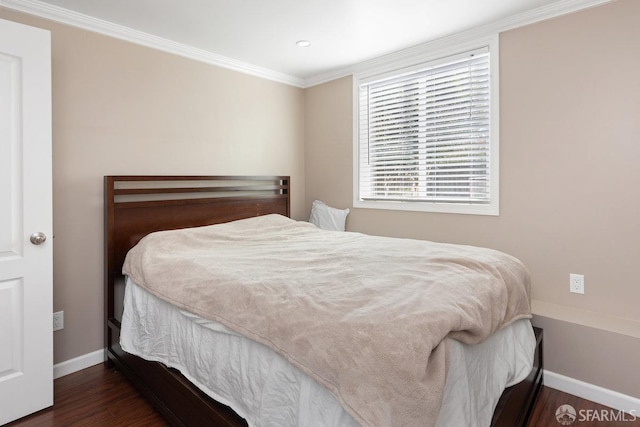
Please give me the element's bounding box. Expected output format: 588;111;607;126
527;386;639;427
6;364;167;427
6;363;639;426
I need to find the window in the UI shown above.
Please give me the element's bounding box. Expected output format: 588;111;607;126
354;43;499;215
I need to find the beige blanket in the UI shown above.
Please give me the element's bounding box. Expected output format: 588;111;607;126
123;214;531;427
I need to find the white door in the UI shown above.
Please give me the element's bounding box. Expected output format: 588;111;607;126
0;19;53;425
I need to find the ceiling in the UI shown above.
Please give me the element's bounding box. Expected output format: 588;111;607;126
7;0;602;85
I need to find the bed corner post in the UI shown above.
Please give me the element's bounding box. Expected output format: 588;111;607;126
104;176;115;368
283;176;290;218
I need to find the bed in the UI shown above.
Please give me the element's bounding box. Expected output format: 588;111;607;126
104;175;543;427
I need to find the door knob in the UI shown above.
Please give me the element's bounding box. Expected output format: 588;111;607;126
30;232;47;245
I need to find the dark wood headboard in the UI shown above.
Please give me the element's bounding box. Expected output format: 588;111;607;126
104;175;290;370
104;176;289;278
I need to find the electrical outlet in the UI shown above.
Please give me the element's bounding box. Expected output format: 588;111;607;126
53;311;64;331
569;274;585;294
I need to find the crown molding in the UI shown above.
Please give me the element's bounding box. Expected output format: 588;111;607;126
303;0;614;88
1;0;614;89
1;0;306;88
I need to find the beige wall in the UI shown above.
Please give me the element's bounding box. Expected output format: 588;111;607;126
0;9;305;363
305;0;640;398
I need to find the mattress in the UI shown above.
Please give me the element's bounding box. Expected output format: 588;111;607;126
121;278;535;427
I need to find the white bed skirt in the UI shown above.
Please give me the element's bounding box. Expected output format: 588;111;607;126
121;278;535;427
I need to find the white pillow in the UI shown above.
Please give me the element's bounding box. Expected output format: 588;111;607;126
309;200;350;231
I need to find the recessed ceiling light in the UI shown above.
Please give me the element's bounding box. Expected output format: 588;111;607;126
295;40;311;48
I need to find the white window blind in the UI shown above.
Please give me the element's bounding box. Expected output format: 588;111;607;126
357;49;494;209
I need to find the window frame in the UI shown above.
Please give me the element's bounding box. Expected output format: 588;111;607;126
352;35;500;216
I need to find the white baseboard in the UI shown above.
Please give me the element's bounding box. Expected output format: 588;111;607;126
53;348;106;379
545;370;640;415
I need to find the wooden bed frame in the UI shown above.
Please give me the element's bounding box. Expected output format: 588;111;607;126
104;175;543;427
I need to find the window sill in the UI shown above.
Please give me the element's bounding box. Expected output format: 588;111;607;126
353;199;499;216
